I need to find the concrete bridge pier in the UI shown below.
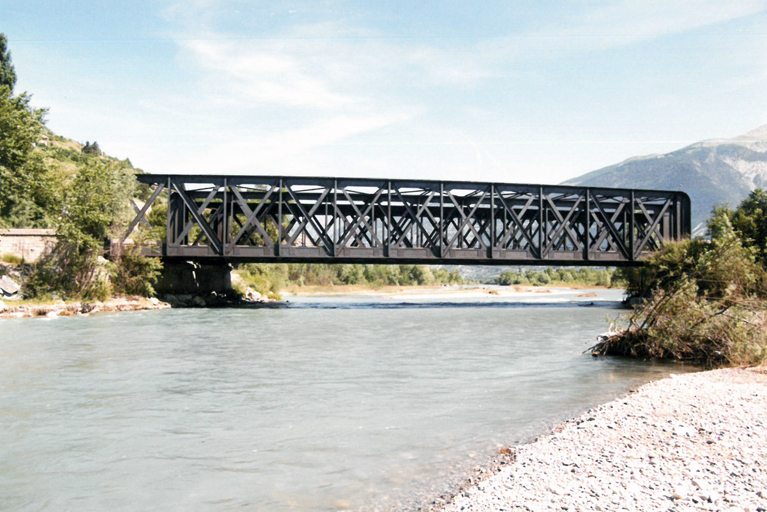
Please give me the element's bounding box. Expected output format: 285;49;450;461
155;261;232;305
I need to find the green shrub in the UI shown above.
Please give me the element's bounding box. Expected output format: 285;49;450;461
110;244;163;297
593;279;767;366
595;216;767;367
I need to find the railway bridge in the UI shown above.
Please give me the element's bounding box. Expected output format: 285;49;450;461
123;174;691;294
121;174;691;266
122;174;690;268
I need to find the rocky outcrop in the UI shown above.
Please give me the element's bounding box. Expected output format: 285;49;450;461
161;290;277;308
0;274;21;299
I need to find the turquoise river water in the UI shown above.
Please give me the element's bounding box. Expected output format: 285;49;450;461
0;288;692;511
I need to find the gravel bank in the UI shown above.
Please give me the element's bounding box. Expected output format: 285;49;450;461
0;297;170;318
441;368;767;512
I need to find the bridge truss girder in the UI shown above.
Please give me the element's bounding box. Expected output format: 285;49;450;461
123;174;691;266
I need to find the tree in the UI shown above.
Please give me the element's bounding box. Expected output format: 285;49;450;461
82;141;101;155
0;33;16;92
0;86;55;228
24;160;137;299
708;189;767;266
730;189;767;265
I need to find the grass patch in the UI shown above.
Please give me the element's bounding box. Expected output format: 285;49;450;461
1;253;23;266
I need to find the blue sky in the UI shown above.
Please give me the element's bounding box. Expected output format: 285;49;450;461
2;1;767;183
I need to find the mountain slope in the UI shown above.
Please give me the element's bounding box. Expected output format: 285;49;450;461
563;125;767;234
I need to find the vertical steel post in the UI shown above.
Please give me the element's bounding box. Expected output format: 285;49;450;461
630;190;635;261
386;180;391;258
277;179;283;257
489;184;495;258
333;179;338;256
538;186;544;259
165;177;172;256
585;188;591;261
440;183;445;258
222;178;228;257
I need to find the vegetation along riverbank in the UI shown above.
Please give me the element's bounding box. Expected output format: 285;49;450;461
592;190;767;367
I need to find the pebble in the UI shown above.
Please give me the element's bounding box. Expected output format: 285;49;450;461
440;368;767;512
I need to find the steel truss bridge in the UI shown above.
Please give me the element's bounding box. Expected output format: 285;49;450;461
122;174;691;266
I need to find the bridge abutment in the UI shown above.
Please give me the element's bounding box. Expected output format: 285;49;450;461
156;260;232;298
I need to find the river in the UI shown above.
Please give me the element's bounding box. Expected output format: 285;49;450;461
0;288;691;511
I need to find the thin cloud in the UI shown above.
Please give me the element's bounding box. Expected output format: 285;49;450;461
149;0;767;179
182;39;357;109
535;0;767;42
163;112;411;175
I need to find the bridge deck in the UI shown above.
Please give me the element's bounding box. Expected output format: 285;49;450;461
122;174;691;266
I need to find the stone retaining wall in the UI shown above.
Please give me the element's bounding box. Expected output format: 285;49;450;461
0;229;57;262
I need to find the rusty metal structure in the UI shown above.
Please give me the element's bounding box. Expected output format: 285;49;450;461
122;174;690;266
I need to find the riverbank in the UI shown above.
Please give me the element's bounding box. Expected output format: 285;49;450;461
282;284;612;297
438;367;767;511
0;296;171;318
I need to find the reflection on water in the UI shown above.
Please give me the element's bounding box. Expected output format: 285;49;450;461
0;289;695;511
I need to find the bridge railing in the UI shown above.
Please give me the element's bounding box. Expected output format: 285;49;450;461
121;174;691;266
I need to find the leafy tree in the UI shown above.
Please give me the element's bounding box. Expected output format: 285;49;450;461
730;189;767;265
0;33;16;92
25;161;137;299
707;190;767;266
82;141;101;155
706;205;735;241
0;87;56;228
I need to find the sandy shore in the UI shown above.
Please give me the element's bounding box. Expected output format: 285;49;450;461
439;368;767;512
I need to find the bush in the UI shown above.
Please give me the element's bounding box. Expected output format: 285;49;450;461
618;228;765;301
595;217;767;367
616;239;708;300
24;248;112;301
592;280;767;366
110;244;163;297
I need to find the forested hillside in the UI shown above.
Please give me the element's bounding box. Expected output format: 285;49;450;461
0;33;160;299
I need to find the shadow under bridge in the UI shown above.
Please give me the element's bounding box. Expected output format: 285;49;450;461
121;174;691;266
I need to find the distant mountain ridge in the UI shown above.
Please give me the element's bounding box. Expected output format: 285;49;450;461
563;125;767;234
